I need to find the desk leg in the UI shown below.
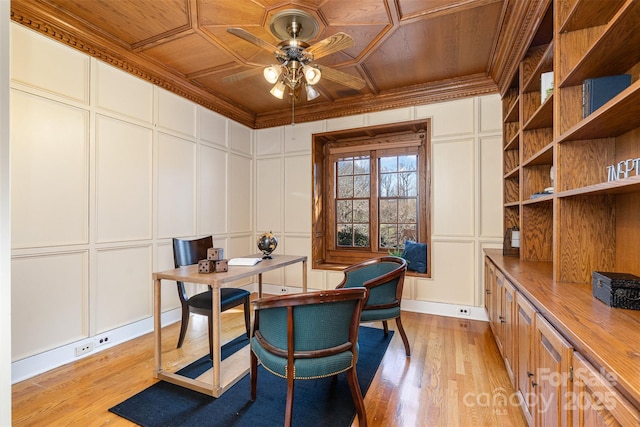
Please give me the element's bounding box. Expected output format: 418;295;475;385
302;259;307;293
212;287;221;395
154;278;162;376
258;273;263;298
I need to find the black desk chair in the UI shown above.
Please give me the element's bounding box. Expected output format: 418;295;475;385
172;236;251;357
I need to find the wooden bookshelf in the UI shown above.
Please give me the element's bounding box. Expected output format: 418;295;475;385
492;1;640;423
500;0;640;282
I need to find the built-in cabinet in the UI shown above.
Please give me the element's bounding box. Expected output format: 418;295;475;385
502;0;640;282
486;256;574;427
516;293;537;426
534;315;573;426
571;352;640;427
485;251;640;426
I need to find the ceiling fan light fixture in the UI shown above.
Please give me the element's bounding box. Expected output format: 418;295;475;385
270;81;286;99
263;65;281;84
303;65;321;85
305;84;320;101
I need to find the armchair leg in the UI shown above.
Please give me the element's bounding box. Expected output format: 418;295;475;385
346;366;367;427
284;375;295;427
382;320;389;336
243;297;251;338
395;316;411;357
176;307;190;348
250;350;258;401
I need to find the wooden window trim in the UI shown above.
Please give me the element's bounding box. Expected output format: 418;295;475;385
312;119;431;277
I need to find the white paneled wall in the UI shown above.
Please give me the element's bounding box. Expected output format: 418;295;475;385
156;133;197;238
255;96;504;308
95;115;153;242
12;252;88;359
11;91;89;248
9;24;252;372
432;138;475;237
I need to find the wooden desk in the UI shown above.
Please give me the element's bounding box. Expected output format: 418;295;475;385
153;254;307;397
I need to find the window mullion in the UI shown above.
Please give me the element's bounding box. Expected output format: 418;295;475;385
370;151;379;253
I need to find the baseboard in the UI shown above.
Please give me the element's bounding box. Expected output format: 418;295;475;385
11;308;182;384
13;282;487;383
401;299;488;322
259;283;489;321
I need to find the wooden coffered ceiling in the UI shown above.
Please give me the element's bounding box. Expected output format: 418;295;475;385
10;0;547;129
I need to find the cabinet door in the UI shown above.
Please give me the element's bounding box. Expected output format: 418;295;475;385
517;293;537;426
571;352;640;427
493;268;505;354
503;278;516;387
485;258;496;321
534;314;573;427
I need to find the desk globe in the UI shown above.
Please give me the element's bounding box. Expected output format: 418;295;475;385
257;232;278;259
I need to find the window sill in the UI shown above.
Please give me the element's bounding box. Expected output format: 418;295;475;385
313;262;431;278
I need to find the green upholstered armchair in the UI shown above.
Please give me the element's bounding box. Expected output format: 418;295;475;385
250;288;368;427
336;256;410;356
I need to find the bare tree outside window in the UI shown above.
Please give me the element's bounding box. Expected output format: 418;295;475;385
336;156;370;247
379;155;417;249
336;154;418;250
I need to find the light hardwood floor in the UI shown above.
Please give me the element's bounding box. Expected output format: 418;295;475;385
12;303;527;426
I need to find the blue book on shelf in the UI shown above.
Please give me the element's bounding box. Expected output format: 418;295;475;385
582;74;631;118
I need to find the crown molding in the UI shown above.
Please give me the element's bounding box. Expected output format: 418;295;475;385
254;74;497;128
490;0;551;95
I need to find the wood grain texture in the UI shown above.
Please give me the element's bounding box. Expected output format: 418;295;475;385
504;205;520;231
521;201;553;262
504;176;520;205
12;306;527;427
485;249;640;413
558;0;625;33
522;128;553;161
556;138;614;191
560;1;640;87
9;0;531;129
522;164;552;200
556;195;616;283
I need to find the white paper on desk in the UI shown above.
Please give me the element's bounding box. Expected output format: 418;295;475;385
228;257;262;266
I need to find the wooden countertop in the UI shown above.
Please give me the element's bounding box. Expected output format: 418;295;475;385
484;249;640;408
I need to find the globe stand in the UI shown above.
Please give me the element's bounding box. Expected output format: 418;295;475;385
261;252;273;260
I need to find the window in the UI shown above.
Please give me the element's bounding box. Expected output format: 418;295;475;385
312;120;431;275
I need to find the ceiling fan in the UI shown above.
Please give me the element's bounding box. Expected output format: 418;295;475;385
223;9;366;104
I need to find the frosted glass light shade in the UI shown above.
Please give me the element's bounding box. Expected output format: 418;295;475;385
270;81;286;99
303;65;321;85
305;84;320;101
263;66;281;84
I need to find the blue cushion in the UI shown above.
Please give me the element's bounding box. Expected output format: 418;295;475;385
402;241;427;273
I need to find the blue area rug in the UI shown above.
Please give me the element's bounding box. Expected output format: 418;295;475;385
109;326;393;426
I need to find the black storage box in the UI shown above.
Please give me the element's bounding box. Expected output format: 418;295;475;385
592;271;640;310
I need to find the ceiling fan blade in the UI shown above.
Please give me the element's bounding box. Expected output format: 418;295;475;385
222;67;264;83
227;28;280;55
317;65;366;90
307;32;354;59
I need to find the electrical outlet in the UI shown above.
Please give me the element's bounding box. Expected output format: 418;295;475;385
95;335;111;347
75;342;94;357
457;307;471;316
280;287;288;294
